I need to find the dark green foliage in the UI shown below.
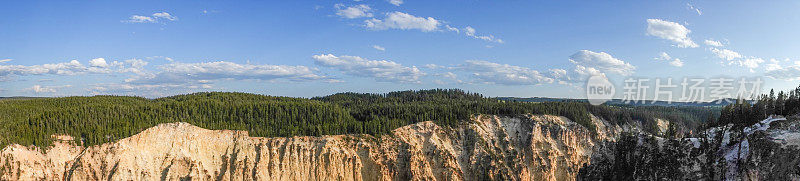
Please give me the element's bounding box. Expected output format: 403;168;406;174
578;132;691;180
716;85;800;129
0;93;362;147
315;89;597;134
0;88;710;148
588;104;719;137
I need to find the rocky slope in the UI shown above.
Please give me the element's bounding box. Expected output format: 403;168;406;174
0;114;619;181
577;115;800;180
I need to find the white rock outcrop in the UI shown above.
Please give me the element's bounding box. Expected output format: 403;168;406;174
0;114;616;181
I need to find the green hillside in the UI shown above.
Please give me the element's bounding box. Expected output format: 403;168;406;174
0;89;716;148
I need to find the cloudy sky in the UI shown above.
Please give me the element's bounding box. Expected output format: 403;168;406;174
1;0;799;99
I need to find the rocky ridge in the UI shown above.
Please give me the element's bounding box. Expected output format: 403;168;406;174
0;114;619;181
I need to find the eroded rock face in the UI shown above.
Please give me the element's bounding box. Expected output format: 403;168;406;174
0;114;616;181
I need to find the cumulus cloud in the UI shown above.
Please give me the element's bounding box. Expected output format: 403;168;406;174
372;45;386;51
670;59;684;67
571;64;606;79
388;0;403;6
445;25;459;33
89;58;109;68
569;50;636;76
88;83;201;98
335;4;373;19
655;52;672;61
548;68;571;84
27;85;71;93
0;59;11;63
765;59;782;72
456;60;553;85
738;57;764;71
646;19;698;48
708;47;767;71
130;61;326;85
704;39;724;47
0;60;99;78
124;11;178;23
423;64;445;69
125;15;155;23
463;26;503;43
766;65;800;81
312;54;424;83
152;12;177;21
365;12;440;32
654;52;683;67
359;12;502;43
710;47;742;61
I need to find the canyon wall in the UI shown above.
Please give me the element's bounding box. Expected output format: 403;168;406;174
0;114;618;181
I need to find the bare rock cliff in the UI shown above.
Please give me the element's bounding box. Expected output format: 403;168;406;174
0;114;617;180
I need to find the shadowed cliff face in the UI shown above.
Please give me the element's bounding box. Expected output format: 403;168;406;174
577;116;800;181
0;114;618;181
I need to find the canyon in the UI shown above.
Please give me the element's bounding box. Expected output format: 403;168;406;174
0;114;618;180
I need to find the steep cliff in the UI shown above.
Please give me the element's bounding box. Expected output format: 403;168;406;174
0;114;617;181
578;115;800;180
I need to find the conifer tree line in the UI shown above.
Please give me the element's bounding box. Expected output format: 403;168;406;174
0;89;714;148
715;86;800;129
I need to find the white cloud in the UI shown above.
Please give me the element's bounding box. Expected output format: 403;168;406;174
463;26;503;43
456;60;553;85
670;58;684;67
708;47;766;70
646;19;698;48
365;12;440;32
372;45;386;51
765;59;781;71
442;72;457;79
445;25;459;33
655;52;672;61
766;66;800;81
124;12;177;23
152;12;177;21
704;39;724;47
654;52;683;67
571;64;605;78
312;54;424;83
548;68;572;84
89;58;109;68
738;57;764;70
710;47;742;61
134;61;325;84
27;85;71;93
0;59;11;63
569;50;636;76
146;56;174;62
335;4;373;19
360;12;502;43
88;83;198;98
388;0;403;6
687;3;702;15
423;64;445;69
0;59;136;81
118;59;149;77
1;60;84;76
125;15;155;23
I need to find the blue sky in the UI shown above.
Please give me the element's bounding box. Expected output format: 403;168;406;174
1;0;800;99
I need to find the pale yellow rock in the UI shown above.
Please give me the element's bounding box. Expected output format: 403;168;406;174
0;114;618;181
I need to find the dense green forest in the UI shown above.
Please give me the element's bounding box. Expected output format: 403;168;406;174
0;89;716;148
715;86;800;129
